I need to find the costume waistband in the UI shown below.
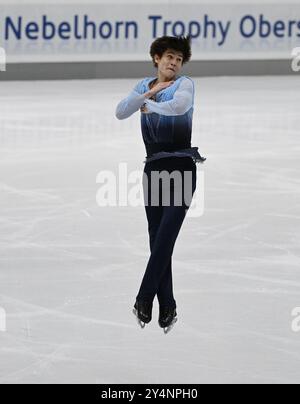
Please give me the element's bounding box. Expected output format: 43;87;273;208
145;142;192;157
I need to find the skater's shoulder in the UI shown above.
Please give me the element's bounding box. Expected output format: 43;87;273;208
133;77;155;93
176;76;195;92
180;75;194;85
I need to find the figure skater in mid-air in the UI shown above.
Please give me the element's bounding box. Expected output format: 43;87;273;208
115;35;206;334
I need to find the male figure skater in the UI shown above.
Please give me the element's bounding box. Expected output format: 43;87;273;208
115;35;205;333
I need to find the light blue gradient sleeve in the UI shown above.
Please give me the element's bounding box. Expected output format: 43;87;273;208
144;78;194;116
115;81;147;120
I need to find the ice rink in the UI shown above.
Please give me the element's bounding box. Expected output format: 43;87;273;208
0;76;300;384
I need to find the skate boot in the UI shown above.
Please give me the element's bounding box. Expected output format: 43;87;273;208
132;300;153;329
158;306;178;334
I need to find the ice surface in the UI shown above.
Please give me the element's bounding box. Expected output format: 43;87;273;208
0;76;300;384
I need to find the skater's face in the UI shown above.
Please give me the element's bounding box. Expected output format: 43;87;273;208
154;49;183;79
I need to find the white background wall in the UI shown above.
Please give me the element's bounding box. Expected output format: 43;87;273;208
0;1;300;64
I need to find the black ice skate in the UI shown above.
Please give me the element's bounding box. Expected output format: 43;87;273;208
132;300;153;329
158;306;178;334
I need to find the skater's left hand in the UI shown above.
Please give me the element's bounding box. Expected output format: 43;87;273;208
140;104;152;114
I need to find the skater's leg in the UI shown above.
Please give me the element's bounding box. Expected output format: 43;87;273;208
142;198;176;308
135;166;164;305
137;157;196;304
157;259;176;309
136;203;188;303
145;200;176;308
147;206;163;252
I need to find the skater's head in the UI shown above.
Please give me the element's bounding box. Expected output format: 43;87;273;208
150;35;192;78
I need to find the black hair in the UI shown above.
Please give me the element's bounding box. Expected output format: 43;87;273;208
150;35;192;68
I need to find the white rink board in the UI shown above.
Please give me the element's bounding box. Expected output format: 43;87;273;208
0;1;300;63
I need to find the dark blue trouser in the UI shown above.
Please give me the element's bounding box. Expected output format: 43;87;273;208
136;156;197;309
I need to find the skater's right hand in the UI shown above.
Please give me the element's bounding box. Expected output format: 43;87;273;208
146;81;175;98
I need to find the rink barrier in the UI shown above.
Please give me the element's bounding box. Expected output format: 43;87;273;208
0;59;297;81
0;46;6;72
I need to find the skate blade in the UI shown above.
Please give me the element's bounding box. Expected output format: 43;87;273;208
132;308;146;329
163;317;178;334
